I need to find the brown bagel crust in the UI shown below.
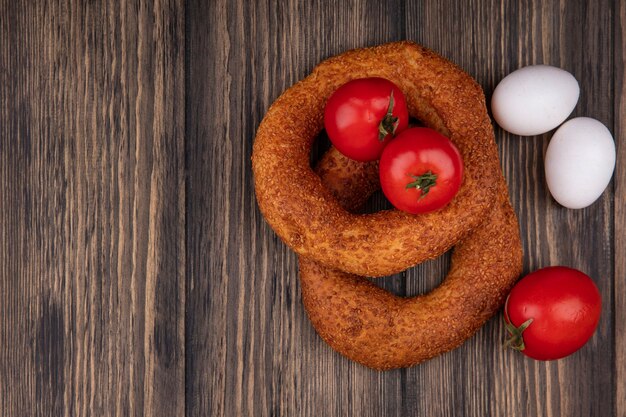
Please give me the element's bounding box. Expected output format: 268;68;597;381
252;41;500;277
300;150;522;370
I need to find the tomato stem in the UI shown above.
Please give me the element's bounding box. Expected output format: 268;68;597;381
405;171;438;198
503;318;533;351
378;90;400;141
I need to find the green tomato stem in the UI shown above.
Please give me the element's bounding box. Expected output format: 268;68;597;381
405;171;438;198
503;318;534;351
378;90;400;141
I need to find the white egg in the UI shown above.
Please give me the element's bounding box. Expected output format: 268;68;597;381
545;117;616;209
491;65;580;136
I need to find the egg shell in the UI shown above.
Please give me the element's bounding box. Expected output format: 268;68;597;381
491;65;580;136
544;117;616;209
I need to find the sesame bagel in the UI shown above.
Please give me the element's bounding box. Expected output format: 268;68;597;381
252;41;499;277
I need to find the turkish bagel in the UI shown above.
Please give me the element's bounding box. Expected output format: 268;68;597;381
252;41;501;277
300;148;522;369
252;41;523;369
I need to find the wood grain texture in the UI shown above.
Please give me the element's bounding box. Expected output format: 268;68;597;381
615;1;626;416
0;1;185;416
0;0;622;416
189;1;620;416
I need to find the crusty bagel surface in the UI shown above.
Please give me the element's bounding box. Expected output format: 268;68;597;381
252;41;499;277
300;149;522;370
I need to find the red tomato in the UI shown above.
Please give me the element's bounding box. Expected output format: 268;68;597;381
324;78;409;162
378;127;463;214
504;266;602;360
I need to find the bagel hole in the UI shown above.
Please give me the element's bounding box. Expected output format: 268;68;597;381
309;129;332;169
366;250;452;297
408;116;425;128
360;189;393;213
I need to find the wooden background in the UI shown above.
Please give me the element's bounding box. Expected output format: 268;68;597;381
1;0;624;416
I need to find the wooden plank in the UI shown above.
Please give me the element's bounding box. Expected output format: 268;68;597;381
0;1;185;416
615;1;625;416
184;1;230;415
